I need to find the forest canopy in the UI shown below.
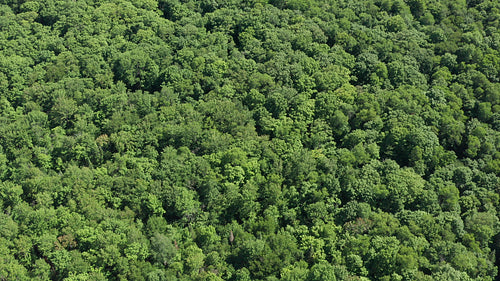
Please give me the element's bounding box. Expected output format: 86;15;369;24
1;0;500;280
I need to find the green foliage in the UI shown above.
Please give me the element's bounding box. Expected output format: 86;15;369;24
0;0;499;280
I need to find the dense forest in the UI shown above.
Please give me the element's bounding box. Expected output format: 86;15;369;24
0;0;500;280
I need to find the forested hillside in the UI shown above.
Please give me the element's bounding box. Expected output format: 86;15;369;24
1;0;500;280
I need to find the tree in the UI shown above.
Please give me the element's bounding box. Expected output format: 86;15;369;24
183;245;205;276
366;236;400;278
307;261;336;281
150;233;177;266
